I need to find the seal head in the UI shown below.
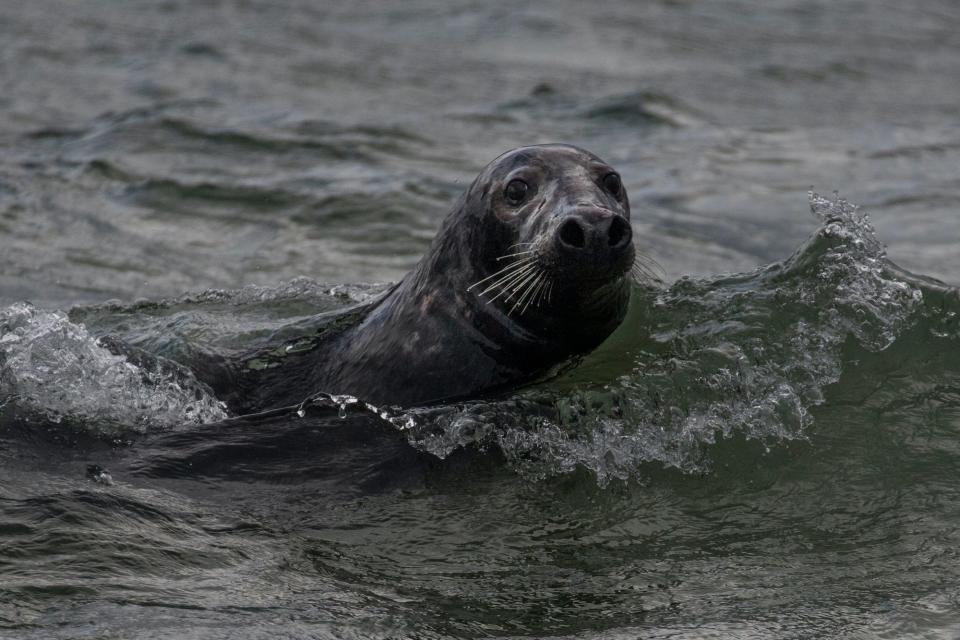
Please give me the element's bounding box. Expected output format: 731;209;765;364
458;143;635;343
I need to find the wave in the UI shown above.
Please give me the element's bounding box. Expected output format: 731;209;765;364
2;194;956;483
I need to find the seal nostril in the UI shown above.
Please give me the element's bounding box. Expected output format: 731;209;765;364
607;217;630;247
559;219;586;249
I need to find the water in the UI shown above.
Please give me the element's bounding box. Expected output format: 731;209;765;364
3;1;960;637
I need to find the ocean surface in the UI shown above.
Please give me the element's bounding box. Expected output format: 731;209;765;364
2;1;960;638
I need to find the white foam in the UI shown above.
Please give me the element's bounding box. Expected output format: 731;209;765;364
0;302;228;436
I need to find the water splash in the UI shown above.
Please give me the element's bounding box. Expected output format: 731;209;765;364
0;303;227;436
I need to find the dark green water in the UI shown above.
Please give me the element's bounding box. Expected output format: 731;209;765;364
2;1;960;638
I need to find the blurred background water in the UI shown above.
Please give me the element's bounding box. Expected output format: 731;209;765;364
2;1;960;638
2;0;960;307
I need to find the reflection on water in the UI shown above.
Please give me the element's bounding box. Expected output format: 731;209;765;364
2;1;960;638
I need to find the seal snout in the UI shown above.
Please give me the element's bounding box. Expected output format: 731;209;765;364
555;208;633;261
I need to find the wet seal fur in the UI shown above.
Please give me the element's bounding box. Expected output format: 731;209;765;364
230;144;644;411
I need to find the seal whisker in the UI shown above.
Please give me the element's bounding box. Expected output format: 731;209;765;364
517;272;545;311
533;274;552;309
480;260;536;291
629;264;656;285
494;266;540;306
510;270;545;316
631;263;657;284
635;253;663;270
630;248;665;285
522;274;549;315
479;262;538;298
496;250;535;261
505;242;535;252
634;260;663;279
503;267;541;304
529;272;550;309
467;257;534;292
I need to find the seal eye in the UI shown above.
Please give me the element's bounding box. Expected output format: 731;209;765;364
602;173;622;197
504;179;529;205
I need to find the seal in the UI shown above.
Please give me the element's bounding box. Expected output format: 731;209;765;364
230;144;640;411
